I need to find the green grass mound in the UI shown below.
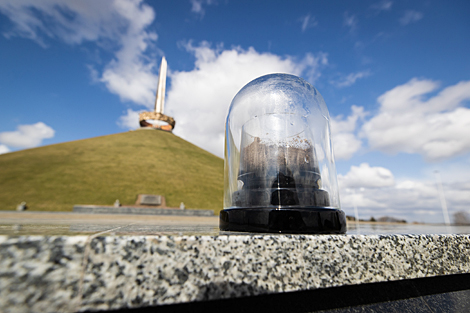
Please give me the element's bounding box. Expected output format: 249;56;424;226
0;130;224;213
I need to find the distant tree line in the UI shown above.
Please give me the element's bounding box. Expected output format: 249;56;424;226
454;211;470;225
346;215;407;224
347;211;470;225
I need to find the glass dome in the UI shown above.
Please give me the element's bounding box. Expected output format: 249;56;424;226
220;73;346;234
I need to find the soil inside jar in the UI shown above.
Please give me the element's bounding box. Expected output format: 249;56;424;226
234;137;329;207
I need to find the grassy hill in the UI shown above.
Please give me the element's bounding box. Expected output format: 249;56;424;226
0;130;224;213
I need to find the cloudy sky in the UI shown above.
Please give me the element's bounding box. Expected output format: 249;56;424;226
1;0;469;223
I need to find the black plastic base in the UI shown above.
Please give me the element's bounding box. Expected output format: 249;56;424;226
219;207;347;234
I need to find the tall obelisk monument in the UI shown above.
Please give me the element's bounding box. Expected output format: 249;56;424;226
154;56;167;114
139;57;175;131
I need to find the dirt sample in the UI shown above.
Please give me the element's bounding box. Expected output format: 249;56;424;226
233;136;330;207
239;136;319;179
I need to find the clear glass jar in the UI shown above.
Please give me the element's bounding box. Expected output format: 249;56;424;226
220;74;346;233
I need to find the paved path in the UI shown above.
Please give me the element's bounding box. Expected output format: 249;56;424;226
0;211;218;225
0;211;219;236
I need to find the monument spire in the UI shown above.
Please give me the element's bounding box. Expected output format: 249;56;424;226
139;57;175;131
154;56;167;114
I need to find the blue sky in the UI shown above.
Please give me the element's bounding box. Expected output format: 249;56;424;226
1;0;469;223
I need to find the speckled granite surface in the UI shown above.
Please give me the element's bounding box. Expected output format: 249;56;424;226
1;234;470;312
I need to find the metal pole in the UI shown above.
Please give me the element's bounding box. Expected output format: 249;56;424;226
434;170;451;229
353;189;360;233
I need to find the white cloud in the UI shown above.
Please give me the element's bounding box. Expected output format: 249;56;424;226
190;0;217;18
340;191;387;209
166;42;328;157
338;166;470;223
118;109;142;130
371;1;393;12
343;12;358;33
332;105;366;134
0;0;146;45
330;105;366;160
334;79;470;221
428;161;470;185
414;210;438;216
361;79;470;161
331;70;371;88
400;10;423;25
332;133;362;160
300;14;318;32
0;145;10;154
99;2;159;108
338;163;395;188
0;122;55;148
0;0;159;108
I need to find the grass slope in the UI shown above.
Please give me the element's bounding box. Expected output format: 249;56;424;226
0;130;224;213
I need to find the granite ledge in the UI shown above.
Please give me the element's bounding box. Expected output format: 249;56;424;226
1;234;470;312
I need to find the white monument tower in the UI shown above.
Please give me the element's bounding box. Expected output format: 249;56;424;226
139;57;175;131
154;56;167;115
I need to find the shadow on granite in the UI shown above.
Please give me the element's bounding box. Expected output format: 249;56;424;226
98;273;470;313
